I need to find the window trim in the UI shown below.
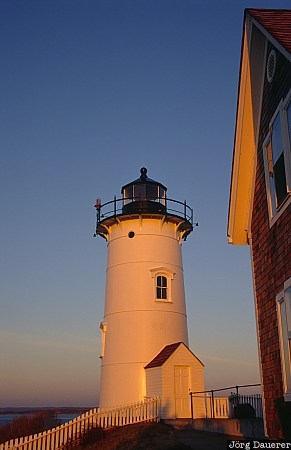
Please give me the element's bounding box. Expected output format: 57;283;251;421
150;267;175;303
263;88;291;225
276;278;291;401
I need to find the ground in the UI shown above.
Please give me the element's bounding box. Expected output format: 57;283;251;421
74;421;191;449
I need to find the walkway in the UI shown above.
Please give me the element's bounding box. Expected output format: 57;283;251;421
175;429;246;450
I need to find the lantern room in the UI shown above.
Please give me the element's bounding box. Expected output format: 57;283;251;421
122;167;167;214
94;167;195;241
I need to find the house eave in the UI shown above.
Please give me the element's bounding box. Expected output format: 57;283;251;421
228;19;254;246
228;11;267;246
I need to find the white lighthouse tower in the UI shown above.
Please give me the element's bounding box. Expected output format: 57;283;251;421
95;168;198;411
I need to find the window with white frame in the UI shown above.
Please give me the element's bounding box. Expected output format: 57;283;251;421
263;89;291;221
150;267;174;302
276;277;291;400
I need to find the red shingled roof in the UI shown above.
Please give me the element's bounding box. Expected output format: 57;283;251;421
144;342;182;369
247;9;291;53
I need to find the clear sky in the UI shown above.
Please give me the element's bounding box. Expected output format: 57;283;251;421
1;0;289;408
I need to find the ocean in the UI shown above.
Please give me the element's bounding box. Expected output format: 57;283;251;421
0;412;84;426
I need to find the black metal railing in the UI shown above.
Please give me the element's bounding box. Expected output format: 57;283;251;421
229;393;263;418
189;383;262;420
95;196;194;228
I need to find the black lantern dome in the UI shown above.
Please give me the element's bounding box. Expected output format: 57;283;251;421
94;167;195;240
121;167;167;214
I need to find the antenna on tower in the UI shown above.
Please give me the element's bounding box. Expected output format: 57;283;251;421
95;198;102;210
94;198;102;237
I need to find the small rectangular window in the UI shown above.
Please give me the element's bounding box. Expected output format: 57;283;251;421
150;267;174;303
156;275;167;300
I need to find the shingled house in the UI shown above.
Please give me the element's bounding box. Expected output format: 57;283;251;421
228;9;291;439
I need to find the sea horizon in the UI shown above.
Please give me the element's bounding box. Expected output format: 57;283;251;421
0;406;96;413
0;407;96;427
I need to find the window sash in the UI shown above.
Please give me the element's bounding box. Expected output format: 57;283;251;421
263;92;291;219
287;102;291;144
285;286;291;339
271;112;284;163
156;275;167;300
277;281;291;396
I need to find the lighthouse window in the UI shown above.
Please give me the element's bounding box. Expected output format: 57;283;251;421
147;184;158;200
123;185;133;205
159;187;166;205
156;276;167;299
150;267;174;303
133;184;146;201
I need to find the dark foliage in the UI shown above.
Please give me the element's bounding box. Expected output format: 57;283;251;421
0;411;60;444
233;403;256;419
275;397;291;438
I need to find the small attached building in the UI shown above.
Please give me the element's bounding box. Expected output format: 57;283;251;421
145;342;205;419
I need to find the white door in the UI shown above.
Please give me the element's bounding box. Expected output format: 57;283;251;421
174;366;191;418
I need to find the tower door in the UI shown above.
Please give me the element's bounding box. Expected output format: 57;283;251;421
174;365;191;418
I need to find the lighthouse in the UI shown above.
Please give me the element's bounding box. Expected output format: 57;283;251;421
95;168;200;413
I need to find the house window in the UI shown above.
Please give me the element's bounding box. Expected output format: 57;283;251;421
276;278;291;401
150;267;174;302
156;275;167;299
263;90;291;221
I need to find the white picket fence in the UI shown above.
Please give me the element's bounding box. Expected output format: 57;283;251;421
0;397;159;450
205;397;230;418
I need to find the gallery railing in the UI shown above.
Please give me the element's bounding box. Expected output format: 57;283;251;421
94;196;194;227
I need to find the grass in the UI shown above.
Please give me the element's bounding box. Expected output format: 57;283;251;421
1;414;191;449
74;421;191;450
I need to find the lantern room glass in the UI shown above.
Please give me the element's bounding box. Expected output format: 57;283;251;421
123;184;166;206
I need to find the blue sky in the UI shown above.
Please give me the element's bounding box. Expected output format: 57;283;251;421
1;0;289;407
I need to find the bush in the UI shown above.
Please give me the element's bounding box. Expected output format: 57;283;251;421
275;397;291;438
0;411;59;444
233;403;256;419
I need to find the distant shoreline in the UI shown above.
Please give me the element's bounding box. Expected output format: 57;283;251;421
0;407;95;415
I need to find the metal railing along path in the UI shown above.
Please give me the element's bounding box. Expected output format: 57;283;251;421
190;384;262;419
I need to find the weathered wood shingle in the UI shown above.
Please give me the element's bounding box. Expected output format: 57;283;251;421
248;9;291;53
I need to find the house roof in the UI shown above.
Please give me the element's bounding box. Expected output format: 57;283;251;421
227;9;291;245
248;9;291;53
145;342;181;368
144;342;204;369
